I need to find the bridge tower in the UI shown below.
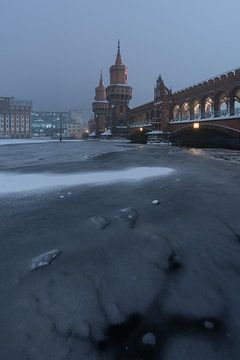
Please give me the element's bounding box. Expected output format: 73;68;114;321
106;41;133;134
92;70;109;135
153;75;171;130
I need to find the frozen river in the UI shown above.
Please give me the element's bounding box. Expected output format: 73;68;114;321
0;140;240;360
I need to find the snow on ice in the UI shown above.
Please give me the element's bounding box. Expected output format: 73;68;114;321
0;167;174;193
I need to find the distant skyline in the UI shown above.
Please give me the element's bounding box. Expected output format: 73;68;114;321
0;0;239;119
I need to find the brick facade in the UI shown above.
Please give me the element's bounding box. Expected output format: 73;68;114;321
91;43;240;142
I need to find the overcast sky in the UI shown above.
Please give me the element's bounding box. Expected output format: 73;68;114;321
0;0;239;118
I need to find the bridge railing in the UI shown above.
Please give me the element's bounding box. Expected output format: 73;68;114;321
170;108;240;123
202;111;214;119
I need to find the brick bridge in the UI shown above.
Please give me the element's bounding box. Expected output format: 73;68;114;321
166;68;240;148
129;68;240;148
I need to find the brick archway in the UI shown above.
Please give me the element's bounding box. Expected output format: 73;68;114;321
170;123;240;149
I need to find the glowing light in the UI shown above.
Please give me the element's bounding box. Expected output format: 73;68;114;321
140;127;143;132
193;122;200;129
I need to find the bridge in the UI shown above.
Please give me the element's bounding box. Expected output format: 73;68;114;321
167;68;240;148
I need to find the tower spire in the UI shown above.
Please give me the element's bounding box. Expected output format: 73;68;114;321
115;39;123;65
99;69;104;87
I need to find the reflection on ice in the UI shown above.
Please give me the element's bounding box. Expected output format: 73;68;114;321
0;167;174;193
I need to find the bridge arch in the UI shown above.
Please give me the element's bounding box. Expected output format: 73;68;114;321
192;99;201;119
201;96;214;118
229;88;240;115
234;89;240;113
170;123;240;149
173;104;181;121
214;91;229;117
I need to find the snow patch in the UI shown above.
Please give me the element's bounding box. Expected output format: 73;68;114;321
31;249;61;270
142;332;157;346
0;139;55;146
0;167;174;194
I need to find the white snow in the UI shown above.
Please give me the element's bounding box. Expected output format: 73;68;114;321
101;129;112;136
142;332;157;346
0;167;174;194
147;131;163;134
204;321;215;329
31;249;61;270
89;131;96;137
0;139;55;146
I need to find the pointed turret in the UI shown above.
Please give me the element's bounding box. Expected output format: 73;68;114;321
99;69;104;87
106;42;132;134
92;70;109;135
109;41;128;85
95;70;106;101
115;40;123;65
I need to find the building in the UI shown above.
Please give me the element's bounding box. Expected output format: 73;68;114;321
0;97;32;138
106;41;133;134
91;41;132;136
128;75;171;132
91;43;240;147
129;69;240;148
92;70;108;136
66;111;83;138
31;111;68;137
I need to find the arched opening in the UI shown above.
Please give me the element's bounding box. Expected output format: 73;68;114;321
192;100;201;119
173;105;181;121
181;102;190;120
234;89;240;115
203;97;214;118
170;124;240;150
217;93;228;117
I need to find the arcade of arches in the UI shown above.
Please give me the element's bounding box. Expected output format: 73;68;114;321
172;88;240;122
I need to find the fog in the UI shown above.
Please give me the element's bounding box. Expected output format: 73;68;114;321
0;0;239;117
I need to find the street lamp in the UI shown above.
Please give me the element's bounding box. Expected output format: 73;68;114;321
59;114;63;142
140;127;143;132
